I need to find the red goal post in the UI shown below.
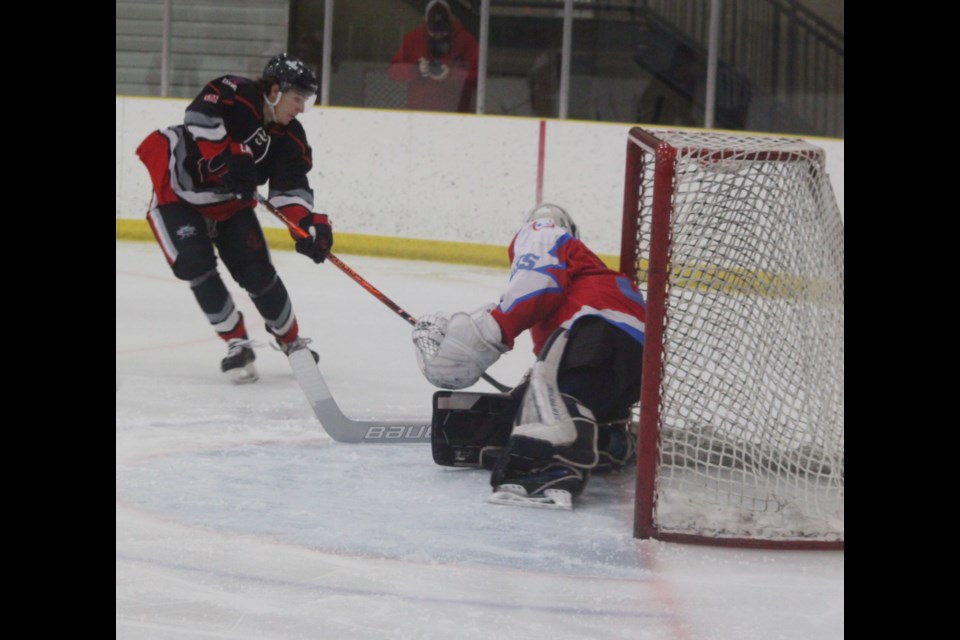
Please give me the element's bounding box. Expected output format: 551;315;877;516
621;127;844;549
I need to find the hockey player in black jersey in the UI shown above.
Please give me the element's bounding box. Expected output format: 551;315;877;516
136;53;333;383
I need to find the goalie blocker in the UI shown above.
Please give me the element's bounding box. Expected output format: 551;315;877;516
431;389;637;474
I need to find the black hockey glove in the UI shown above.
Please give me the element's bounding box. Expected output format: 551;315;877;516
295;213;334;263
222;143;257;201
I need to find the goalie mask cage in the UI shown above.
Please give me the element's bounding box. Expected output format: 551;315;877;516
621;127;844;549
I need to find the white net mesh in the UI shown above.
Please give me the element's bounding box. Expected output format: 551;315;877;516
627;129;844;544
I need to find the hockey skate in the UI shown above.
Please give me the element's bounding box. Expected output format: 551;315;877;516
488;417;597;511
221;338;259;384
488;462;585;510
275;335;320;363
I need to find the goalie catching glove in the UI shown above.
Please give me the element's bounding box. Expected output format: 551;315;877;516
292;213;333;263
413;305;508;389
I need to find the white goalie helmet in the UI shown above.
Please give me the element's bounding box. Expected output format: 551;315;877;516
523;203;579;239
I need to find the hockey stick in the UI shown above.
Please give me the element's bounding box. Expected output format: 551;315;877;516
288;348;431;443
326;254;511;392
255;193;512;393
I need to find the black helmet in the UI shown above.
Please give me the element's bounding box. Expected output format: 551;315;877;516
262;53;319;95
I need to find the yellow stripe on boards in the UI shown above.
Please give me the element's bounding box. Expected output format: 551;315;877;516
116;218;621;271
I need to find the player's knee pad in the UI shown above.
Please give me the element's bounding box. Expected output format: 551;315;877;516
233;261;278;295
171;246;217;281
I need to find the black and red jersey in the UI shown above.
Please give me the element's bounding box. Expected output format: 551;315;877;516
137;75;314;224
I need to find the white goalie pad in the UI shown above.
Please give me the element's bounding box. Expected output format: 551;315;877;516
512;330;599;469
514;330;575;444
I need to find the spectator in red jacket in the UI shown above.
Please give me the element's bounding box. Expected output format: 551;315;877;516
387;0;479;113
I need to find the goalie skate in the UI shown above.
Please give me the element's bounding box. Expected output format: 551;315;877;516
488;486;573;510
489;462;584;510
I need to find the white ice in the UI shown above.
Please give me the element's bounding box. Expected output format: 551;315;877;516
116;240;843;639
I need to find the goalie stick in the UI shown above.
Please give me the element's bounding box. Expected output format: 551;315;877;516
254;193;512;394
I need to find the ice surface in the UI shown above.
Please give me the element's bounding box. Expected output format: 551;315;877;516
116;241;843;639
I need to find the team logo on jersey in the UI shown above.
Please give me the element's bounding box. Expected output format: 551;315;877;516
515;253;538;270
222;78;238;90
511;252;541;277
176;224;197;240
248;128;269;148
204;94;219;103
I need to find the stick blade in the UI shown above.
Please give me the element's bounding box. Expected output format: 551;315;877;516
287;349;431;444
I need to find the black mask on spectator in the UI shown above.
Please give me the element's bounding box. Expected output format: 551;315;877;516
426;0;453;51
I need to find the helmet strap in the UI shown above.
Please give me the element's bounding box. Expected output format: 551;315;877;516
263;89;282;123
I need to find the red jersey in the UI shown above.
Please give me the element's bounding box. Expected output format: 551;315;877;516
490;219;647;355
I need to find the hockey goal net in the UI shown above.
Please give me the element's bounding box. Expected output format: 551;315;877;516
621;127;844;549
